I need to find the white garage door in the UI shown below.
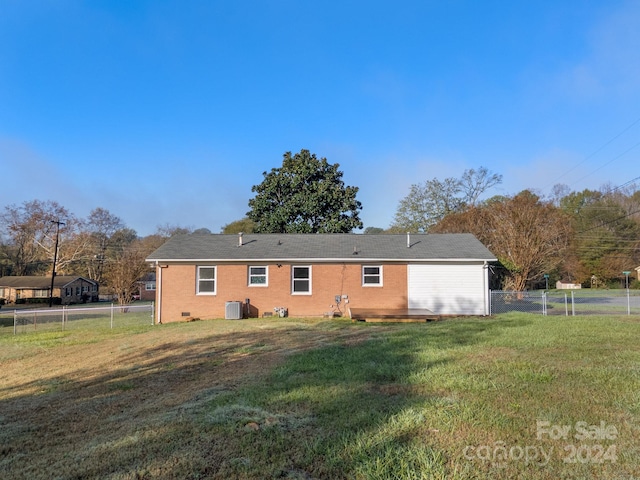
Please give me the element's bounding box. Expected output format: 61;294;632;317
408;263;488;315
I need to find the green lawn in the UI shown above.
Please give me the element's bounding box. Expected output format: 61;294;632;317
0;313;638;479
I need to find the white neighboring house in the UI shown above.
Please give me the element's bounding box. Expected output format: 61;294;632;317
556;281;582;290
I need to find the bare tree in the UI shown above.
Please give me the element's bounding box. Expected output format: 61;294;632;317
391;177;463;233
549;183;571;206
459;166;503;206
100;227;182;305
0;200;86;275
84;208;125;284
102;240;150;305
155;223;193;238
391;167;502;233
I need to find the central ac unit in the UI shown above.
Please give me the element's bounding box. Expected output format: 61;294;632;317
225;301;242;319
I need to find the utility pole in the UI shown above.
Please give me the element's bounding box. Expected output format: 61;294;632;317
49;219;66;308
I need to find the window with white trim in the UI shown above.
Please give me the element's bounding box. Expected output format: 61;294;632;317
145;282;156;291
197;266;216;295
34;289;49;298
362;265;383;286
249;266;268;286
292;266;311;294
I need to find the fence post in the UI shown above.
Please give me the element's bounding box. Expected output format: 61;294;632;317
564;294;568;316
627;288;631;315
542;292;546;316
13;310;17;335
151;301;155;325
62;306;65;331
110;303;114;329
571;291;575;316
488;290;491;315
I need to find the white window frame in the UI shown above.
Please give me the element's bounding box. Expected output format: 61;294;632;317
248;266;268;287
145;282;156;291
291;265;312;295
362;265;383;286
34;289;49;298
196;266;217;295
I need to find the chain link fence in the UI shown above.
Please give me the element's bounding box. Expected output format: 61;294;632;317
490;290;640;316
0;303;154;335
490;290;545;315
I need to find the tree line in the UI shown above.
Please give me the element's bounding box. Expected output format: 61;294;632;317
223;149;640;291
389;177;640;291
0;201;195;304
2;149;638;296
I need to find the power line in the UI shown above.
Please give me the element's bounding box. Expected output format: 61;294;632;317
568;141;640;189
542;115;640;191
576;207;640;235
561;176;640;228
606;176;640;194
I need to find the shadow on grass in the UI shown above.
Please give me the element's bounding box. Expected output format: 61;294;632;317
200;317;521;478
0;317;514;479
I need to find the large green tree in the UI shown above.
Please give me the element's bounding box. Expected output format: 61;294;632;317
221;217;256;234
247;150;363;233
560;188;640;285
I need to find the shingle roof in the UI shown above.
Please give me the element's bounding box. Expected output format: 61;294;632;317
0;276;96;289
146;233;496;262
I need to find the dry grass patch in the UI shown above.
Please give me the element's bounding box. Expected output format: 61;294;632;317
0;318;379;479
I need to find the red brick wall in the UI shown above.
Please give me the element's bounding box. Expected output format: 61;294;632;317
157;262;408;322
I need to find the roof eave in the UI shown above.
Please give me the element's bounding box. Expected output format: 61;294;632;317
147;257;497;263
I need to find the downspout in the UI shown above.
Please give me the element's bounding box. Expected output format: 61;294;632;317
483;261;489;316
155;261;163;324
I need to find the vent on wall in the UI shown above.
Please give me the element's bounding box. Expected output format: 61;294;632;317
225;301;242;320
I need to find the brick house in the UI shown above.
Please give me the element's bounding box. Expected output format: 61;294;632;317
136;272;157;301
0;275;99;305
146;233;496;323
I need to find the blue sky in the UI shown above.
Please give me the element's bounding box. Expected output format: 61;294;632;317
1;1;639;235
